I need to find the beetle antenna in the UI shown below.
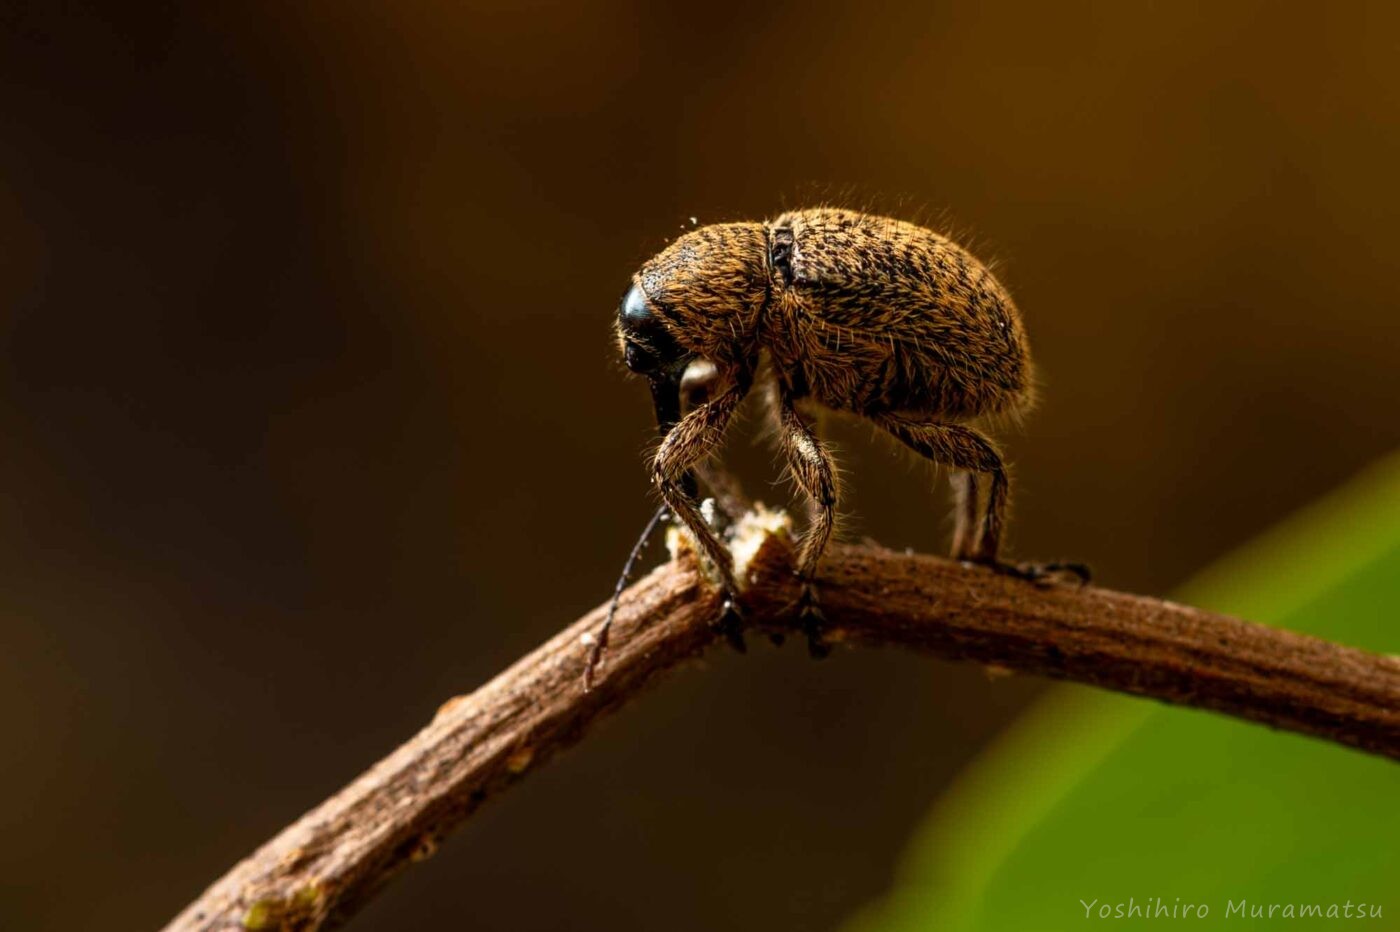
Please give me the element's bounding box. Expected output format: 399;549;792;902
585;502;669;690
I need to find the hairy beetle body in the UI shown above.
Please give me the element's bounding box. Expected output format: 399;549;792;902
764;209;1032;420
614;207;1043;654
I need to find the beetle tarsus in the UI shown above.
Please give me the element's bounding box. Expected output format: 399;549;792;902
717;595;747;653
973;558;1092;588
796;583;830;658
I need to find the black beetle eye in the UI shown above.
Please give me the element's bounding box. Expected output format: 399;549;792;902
618;281;690;376
620;282;651;327
624;341;656;373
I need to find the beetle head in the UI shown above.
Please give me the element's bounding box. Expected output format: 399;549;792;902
617;281;695;437
617;223;767;436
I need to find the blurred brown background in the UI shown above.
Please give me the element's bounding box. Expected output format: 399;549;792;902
2;2;1398;929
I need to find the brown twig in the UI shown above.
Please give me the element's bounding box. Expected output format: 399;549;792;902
165;527;1400;932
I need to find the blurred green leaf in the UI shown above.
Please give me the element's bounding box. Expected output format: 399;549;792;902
851;453;1400;931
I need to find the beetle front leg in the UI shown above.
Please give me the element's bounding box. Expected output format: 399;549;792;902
653;380;748;649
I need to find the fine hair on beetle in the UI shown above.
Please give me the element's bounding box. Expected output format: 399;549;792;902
589;207;1081;685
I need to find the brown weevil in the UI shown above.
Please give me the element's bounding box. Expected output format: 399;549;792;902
597;207;1077;677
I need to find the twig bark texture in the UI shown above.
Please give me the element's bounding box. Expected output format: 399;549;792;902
165;533;1400;931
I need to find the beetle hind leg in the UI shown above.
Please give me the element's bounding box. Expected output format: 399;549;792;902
877;414;1092;585
949;470;980;561
875;413;1009;564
